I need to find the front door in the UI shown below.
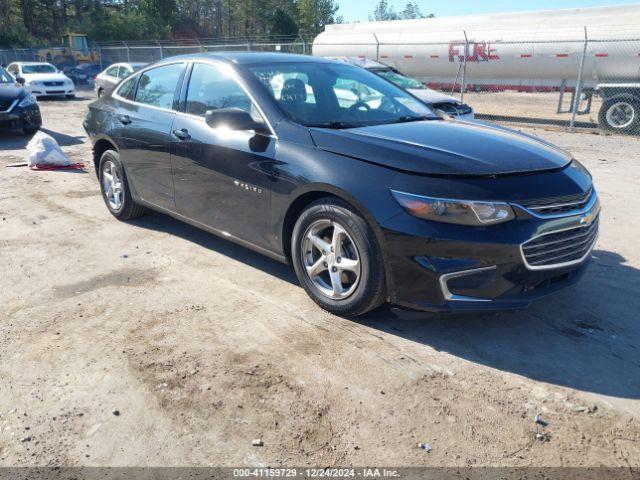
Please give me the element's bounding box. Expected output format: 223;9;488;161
171;62;276;251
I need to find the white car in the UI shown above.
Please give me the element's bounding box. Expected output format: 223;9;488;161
327;57;475;121
6;62;75;98
94;62;147;98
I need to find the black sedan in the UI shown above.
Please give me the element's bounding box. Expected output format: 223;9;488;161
0;66;41;135
83;53;599;316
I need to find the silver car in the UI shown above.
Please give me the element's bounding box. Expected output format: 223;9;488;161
327;57;475;121
94;62;147;98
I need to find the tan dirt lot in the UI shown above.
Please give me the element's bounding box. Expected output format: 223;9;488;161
0;91;639;467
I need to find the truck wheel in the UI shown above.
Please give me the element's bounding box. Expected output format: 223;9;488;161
599;95;640;134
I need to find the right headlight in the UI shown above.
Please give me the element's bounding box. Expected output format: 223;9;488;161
391;190;515;226
18;93;37;108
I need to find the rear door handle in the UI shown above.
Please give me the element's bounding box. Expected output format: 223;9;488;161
173;128;191;141
117;114;131;125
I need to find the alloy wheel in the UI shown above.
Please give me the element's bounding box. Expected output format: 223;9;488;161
102;160;123;211
301;219;361;300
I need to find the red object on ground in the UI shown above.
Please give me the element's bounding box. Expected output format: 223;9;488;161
29;163;86;171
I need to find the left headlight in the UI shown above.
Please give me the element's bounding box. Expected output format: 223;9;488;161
18;94;38;108
391;190;515;226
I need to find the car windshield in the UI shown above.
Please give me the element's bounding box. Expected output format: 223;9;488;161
248;62;437;128
21;64;57;74
0;67;13;83
375;69;425;90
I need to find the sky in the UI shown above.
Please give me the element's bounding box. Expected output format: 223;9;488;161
336;0;640;22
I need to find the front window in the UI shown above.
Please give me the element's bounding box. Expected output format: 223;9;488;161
0;67;13;83
71;36;88;51
185;63;260;120
375;69;425;90
248;62;435;128
21;64;57;74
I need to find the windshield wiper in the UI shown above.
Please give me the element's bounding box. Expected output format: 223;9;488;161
392;115;436;124
307;121;360;129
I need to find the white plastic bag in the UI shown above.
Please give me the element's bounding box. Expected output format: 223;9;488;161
25;131;71;168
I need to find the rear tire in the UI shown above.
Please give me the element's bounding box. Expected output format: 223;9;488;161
291;198;386;317
599;95;640;134
98;149;146;220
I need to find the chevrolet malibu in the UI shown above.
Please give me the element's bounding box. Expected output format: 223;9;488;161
83;53;599;316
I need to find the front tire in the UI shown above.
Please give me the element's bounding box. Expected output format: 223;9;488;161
599;95;640;134
291;198;386;317
98;150;146;220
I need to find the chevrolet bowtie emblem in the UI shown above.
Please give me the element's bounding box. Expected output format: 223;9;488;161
580;211;596;225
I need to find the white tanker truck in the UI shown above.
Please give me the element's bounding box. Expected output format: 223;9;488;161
312;4;640;133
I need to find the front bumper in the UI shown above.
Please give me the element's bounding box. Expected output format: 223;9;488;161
26;84;75;97
0;103;42;131
381;192;599;313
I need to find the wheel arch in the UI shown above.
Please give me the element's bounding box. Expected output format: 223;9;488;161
280;184;395;298
92;136;118;177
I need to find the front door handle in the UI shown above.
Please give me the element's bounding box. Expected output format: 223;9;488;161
173;128;191;141
117;114;131;125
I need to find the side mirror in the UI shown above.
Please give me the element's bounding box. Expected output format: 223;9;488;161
16;77;25;85
205;108;266;133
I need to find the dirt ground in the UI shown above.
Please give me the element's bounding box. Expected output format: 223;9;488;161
464;91;603;127
0;90;639;468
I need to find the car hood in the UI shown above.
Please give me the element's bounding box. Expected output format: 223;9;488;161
0;83;26;103
408;88;461;105
22;73;70;82
309;120;572;176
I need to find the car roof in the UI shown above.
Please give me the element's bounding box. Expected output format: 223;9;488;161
155;52;338;66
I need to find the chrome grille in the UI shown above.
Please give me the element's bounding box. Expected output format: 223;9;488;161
522;216;599;268
44;81;63;87
519;188;592;216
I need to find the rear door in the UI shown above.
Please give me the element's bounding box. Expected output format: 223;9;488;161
170;61;276;250
103;65;121;91
112;61;186;211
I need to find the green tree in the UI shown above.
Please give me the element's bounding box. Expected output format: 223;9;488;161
298;0;340;36
371;0;399;21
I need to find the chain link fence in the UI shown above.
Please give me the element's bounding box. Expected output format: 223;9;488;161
2;30;639;133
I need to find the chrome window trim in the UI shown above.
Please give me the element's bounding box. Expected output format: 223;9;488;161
112;59;278;139
514;189;597;219
0;99;19;114
439;266;497;302
520;217;599;271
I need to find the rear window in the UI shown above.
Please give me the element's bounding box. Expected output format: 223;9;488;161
134;63;184;109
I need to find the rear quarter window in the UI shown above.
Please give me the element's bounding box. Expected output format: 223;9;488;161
116;75;137;100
